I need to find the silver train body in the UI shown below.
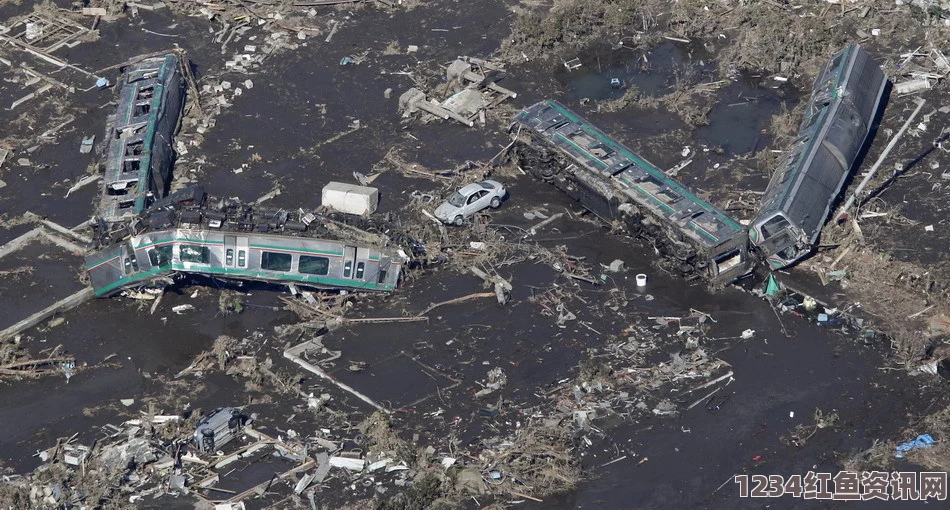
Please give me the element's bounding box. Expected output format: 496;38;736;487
749;43;888;269
512;44;888;283
85;187;408;297
510;99;753;284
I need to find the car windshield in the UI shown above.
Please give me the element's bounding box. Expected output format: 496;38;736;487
477;181;494;189
447;191;466;207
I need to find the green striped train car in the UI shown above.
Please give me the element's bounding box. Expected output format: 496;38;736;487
749;43;888;269
509;99;752;285
99;53;185;223
85;188;407;297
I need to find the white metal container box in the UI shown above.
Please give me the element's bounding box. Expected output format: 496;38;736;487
321;182;379;215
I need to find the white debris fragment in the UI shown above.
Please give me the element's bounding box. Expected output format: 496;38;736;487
329;456;366;471
172;304;194;314
740;329;755;340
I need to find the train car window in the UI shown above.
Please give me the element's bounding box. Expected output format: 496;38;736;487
261;251;291;272
657;188;683;204
238;250;246;267
355;262;365;279
148;245;173;267
125;141;144;157
299;255;330;275
181;244;211;264
343;260;353;278
829;54;844;74
225;249;234;265
760;215;791;239
802;110;822;131
124;256;138;273
378;269;388;284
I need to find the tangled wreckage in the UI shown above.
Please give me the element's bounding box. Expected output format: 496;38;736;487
510;44;887;284
85;186;415;297
84;52;415;298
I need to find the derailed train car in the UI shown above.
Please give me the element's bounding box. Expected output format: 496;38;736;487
510;45;887;284
509;99;753;285
85;186;412;297
749;43;887;269
98;54;186;223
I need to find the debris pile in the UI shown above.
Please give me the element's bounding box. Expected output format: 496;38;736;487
398;57;515;127
0;340;76;380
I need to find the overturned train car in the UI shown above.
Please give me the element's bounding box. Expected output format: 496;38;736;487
509;99;753;285
98;53;186;224
85;187;412;297
749;43;887;269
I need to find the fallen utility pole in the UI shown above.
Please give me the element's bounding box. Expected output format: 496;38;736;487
0;356;75;377
835;98;926;221
0;287;95;341
0;228;43;260
0;33;99;80
416;292;495;317
344;316;429;324
526;212;564;237
284;338;389;413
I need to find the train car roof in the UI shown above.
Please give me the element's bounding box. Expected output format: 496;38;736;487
512;99;745;248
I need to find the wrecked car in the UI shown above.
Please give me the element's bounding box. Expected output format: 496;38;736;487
434;180;507;225
194;407;247;453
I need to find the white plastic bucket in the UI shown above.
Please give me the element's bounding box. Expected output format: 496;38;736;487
636;274;647;287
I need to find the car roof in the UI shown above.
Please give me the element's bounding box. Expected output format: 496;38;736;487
458;183;485;194
459;180;501;194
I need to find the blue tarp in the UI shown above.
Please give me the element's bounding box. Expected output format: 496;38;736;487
895;434;934;458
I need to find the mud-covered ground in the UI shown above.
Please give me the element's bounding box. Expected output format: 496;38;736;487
2;0;950;508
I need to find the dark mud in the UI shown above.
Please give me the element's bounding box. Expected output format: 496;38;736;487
553;41;714;101
0;0;948;508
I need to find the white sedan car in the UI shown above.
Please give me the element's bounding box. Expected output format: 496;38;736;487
434;180;507;225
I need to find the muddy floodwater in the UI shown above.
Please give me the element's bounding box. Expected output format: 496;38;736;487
1;1;950;509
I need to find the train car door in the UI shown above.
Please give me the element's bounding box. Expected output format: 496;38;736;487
121;242;139;275
354;247;371;281
224;236;236;268
224;236;249;269
342;246;357;279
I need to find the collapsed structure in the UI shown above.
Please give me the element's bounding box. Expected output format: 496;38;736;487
511;44;888;283
99;54;186;223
